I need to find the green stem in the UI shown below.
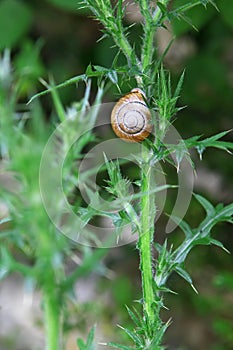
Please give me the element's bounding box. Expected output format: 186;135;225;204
44;285;60;350
142;26;154;72
113;31;140;67
141;0;170;73
138;147;155;323
152;0;170;22
140;0;154;72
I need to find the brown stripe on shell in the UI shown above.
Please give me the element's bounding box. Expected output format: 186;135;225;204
111;89;152;142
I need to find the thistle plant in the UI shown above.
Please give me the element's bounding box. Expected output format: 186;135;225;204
72;1;232;349
0;1;233;350
0;53;108;350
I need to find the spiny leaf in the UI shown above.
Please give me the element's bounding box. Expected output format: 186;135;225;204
108;342;135;350
156;2;167;16
156;66;186;121
180;129;232;159
169;216;193;238
77;325;96;350
197;201;233;235
209;238;230;253
153;281;177;294
86;326;95;348
194;193;215;215
199;129;232;144
117;325;143;347
85;64;118;84
28;62;125;103
196;130;233;155
112;184;177;204
175;265;193;285
153;38;175;76
28;74;87;103
219;202;233;217
184;135;202;146
173;69;185;100
126;305;143;329
200;0;218;10
150;318;171;347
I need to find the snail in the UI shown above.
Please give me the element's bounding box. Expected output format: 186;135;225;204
111;88;152;142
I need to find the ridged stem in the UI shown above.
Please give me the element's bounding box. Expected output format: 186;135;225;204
138;146;155;323
44;285;60;350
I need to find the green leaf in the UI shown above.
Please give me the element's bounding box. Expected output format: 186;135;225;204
117;325;143;347
209;238;230;253
173;69;185;100
172;0;216;36
28;73;87;103
197;130;233;154
77;339;86;350
149;320;171;348
126;305;143;329
170;216;193;238
89;65;118;83
183;130;233;157
85;64;108;77
113;184;177;205
86;326;95;348
77;326;96;350
157;2;168;16
0;0;32;50
198;129;232;145
194;193;215;215
175;265;193;285
108;342;134;350
174;142;189;171
156;66;186;122
183;135;202;148
29;63;118;103
107;69;118;84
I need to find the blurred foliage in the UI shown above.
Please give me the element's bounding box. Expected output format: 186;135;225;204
47;0;85;13
0;0;32;50
0;0;232;349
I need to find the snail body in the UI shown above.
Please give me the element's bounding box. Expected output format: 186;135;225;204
111;88;152;142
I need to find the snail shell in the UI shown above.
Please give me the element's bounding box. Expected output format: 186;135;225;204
111;88;152;142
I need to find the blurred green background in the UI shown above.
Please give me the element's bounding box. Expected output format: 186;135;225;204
0;0;233;349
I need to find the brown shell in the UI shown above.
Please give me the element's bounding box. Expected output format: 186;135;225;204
111;88;152;142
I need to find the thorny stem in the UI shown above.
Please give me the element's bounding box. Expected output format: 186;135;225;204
141;0;170;73
138;146;155;324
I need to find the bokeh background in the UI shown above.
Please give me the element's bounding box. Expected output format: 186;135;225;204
0;0;233;349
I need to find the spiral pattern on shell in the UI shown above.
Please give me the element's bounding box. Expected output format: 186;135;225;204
111;88;152;142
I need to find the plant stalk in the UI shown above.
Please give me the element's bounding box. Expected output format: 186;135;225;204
141;0;170;73
138;147;155;324
44;286;60;350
